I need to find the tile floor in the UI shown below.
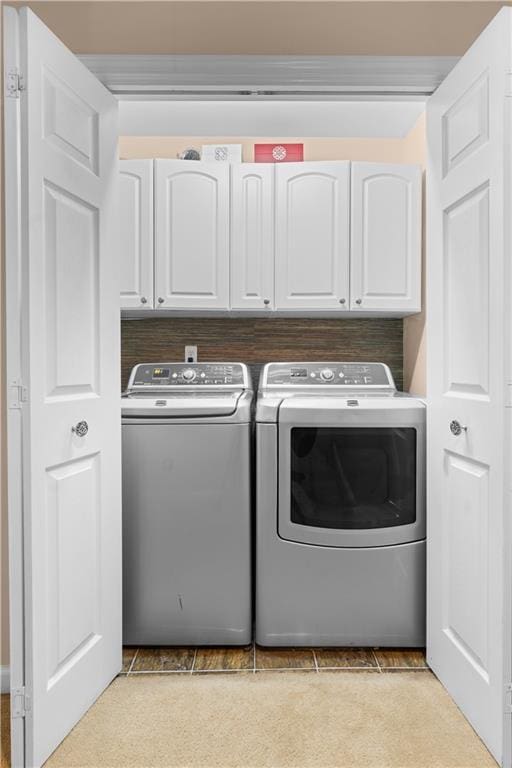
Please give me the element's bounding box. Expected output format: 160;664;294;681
122;645;429;675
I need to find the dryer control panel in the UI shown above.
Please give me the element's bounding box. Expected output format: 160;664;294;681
128;362;249;389
261;362;395;389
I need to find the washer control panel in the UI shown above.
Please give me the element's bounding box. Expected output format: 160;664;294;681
262;362;395;389
128;362;248;389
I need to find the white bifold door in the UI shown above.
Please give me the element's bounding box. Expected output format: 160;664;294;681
427;7;512;766
5;7;122;768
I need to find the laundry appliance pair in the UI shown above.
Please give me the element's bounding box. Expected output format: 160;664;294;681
121;361;426;647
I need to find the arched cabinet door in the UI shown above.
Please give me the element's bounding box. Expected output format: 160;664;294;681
154;159;230;310
275;162;350;311
350;162;422;313
119;159;154;309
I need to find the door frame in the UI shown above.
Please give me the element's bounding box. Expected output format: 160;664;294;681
2;6;511;768
76;53;459;98
503;72;512;768
4;6;27;767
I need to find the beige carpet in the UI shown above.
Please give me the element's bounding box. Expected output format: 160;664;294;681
42;672;497;768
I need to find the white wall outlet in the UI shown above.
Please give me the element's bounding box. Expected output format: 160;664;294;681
185;345;198;363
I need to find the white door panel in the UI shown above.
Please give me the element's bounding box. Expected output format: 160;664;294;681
230;163;274;311
154;159;229;309
8;8;122;767
119;159;153;309
351;162;421;312
275;162;350;310
427;8;511;763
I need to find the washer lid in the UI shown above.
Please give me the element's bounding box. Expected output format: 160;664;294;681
121;390;244;418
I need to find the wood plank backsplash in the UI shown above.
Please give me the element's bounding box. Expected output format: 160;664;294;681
121;317;403;391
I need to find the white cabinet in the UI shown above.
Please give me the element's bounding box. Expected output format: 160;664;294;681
120;159;421;316
230;163;274;311
154;159;230;310
350;162;421;313
275;162;350;311
119;159;154;309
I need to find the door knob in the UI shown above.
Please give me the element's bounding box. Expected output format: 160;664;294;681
355;298;362;305
71;420;89;437
263;299;270;306
339;298;346;305
158;297;164;304
140;296;147;304
449;420;467;436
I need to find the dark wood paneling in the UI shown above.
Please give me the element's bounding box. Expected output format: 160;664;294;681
121;317;403;391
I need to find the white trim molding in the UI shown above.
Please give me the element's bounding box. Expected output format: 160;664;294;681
1;666;10;694
78;54;459;99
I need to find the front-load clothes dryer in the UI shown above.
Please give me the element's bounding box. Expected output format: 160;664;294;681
256;362;425;647
122;362;253;645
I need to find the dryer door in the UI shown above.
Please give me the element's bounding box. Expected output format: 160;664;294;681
278;398;425;548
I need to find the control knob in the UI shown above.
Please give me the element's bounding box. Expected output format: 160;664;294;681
182;368;196;382
320;368;335;381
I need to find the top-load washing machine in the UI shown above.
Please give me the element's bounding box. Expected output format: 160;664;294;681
122;362;253;646
256;362;425;647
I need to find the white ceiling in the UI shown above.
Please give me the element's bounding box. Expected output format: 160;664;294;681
119;100;425;139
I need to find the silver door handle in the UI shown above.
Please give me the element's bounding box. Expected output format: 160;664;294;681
450;420;467;436
72;420;89;437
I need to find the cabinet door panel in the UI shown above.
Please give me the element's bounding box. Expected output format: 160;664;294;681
155;160;229;309
231;164;274;311
275;162;350;310
351;162;421;312
119;159;153;309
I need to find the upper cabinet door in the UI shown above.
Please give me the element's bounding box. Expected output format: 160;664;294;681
119;159;154;309
350;162;421;313
154;160;230;309
231;164;274;311
275;162;350;310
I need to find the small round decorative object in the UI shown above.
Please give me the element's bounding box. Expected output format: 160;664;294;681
272;145;287;161
178;148;201;160
72;420;89;438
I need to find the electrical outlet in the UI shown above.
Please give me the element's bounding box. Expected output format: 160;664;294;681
185;345;197;363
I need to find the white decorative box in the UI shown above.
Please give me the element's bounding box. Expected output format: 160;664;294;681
201;144;243;162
